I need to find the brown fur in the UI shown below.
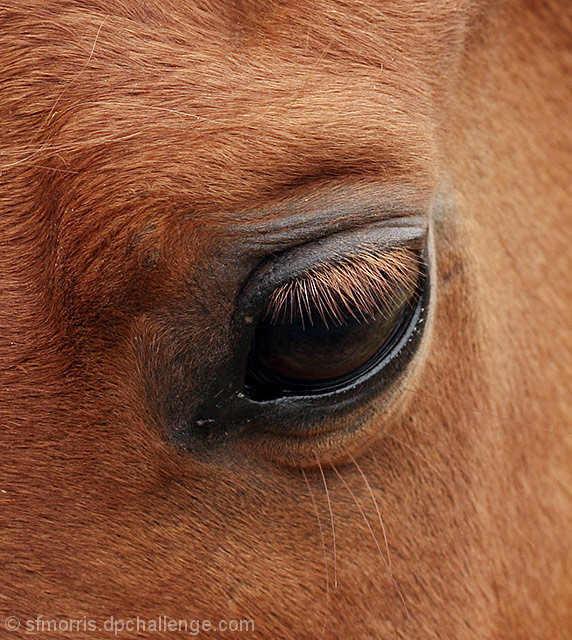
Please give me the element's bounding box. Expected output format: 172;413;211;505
1;1;571;638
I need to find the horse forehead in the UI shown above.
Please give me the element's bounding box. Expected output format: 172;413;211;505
8;3;473;225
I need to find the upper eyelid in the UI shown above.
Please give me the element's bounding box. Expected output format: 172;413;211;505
254;222;425;285
234;216;428;330
228;181;430;254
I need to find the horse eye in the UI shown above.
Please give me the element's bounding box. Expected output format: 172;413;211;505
245;246;423;399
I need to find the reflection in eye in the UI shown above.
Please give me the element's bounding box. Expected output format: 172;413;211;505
245;245;422;399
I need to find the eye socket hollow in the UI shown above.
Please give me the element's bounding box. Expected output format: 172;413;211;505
244;245;423;400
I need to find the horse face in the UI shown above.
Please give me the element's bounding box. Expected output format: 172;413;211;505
2;1;571;638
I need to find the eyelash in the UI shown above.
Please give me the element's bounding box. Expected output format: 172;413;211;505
263;245;420;329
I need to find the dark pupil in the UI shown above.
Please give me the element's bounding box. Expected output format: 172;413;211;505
245;276;417;398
